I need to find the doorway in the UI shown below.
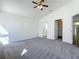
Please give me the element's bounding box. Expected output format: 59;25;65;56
73;14;79;47
42;23;48;38
55;19;63;40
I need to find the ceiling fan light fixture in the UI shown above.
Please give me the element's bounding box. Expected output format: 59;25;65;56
32;0;48;10
37;5;43;10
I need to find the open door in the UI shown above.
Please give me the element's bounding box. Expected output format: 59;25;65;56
55;19;63;40
73;14;79;47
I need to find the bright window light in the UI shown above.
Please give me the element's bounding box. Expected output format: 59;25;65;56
0;37;9;45
0;25;8;35
21;49;28;56
5;36;9;41
0;25;9;45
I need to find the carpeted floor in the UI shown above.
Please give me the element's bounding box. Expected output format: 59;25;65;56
1;37;79;59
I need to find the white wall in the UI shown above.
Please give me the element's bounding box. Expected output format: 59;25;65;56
0;12;38;42
0;1;1;11
39;0;79;44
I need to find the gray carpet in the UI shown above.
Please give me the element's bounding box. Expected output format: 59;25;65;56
1;37;79;59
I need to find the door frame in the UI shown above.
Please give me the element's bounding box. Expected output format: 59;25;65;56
54;19;63;40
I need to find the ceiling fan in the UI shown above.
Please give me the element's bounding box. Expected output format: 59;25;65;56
32;0;48;10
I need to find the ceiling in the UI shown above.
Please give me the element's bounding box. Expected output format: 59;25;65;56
0;0;72;20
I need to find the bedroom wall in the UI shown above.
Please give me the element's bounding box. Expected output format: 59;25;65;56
0;12;38;42
0;2;1;11
39;0;79;44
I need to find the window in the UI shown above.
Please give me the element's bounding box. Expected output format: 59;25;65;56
0;25;9;45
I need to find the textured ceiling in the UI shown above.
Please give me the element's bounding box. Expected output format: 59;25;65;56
1;0;72;20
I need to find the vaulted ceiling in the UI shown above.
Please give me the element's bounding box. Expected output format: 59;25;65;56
0;0;72;20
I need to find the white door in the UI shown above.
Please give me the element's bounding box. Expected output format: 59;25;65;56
42;23;48;38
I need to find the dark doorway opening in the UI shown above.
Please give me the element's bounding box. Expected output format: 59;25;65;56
55;19;63;41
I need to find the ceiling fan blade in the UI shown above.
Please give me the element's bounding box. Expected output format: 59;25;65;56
32;1;38;4
43;5;48;7
33;6;38;8
42;0;44;2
